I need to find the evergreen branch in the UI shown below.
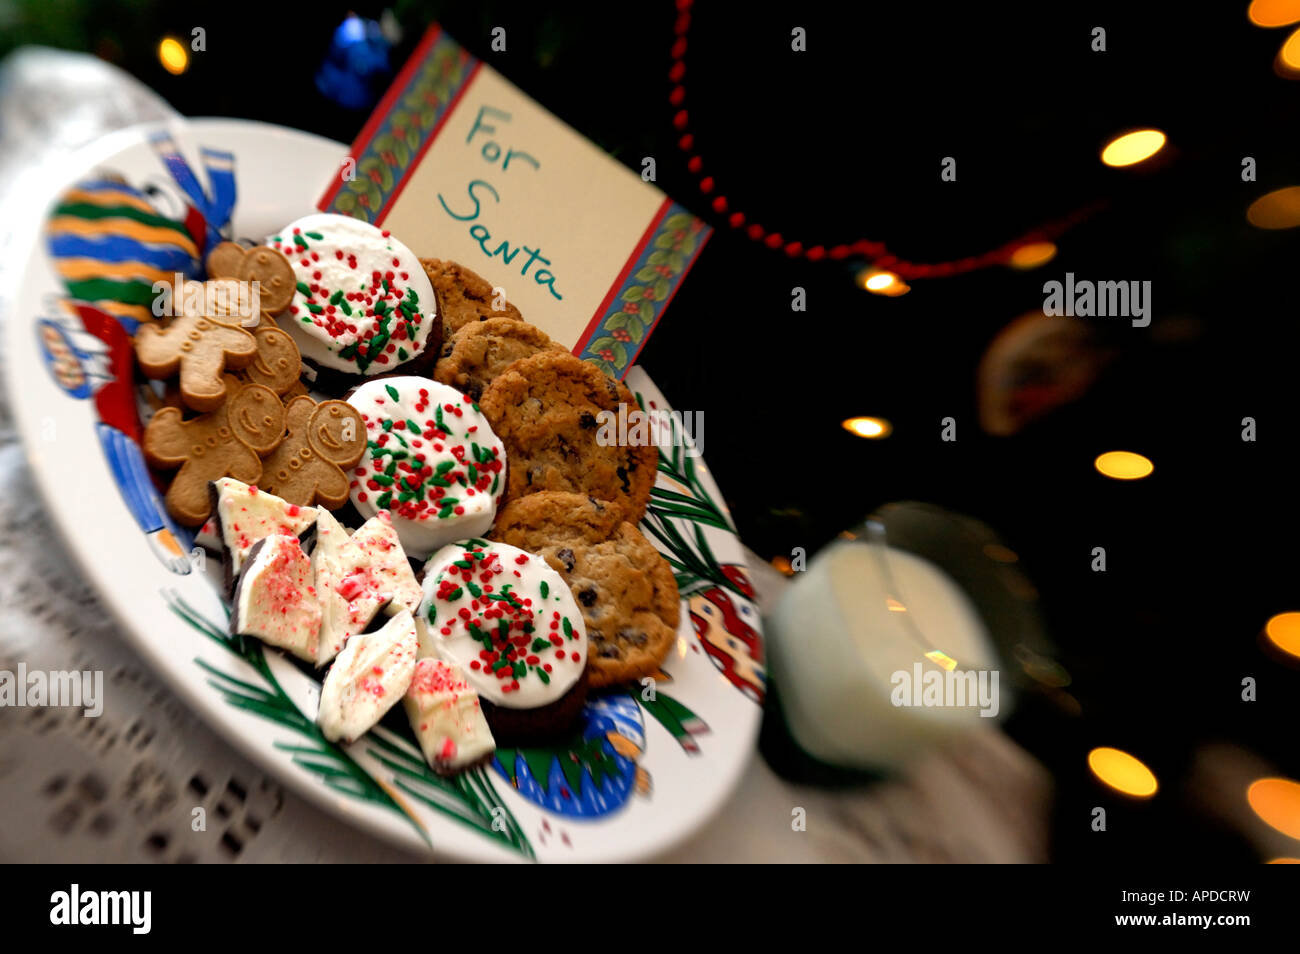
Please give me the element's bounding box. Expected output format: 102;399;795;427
641;508;748;602
693;521;720;570
370;751;460;791
321;775;388;802
647;503;732;529
168;553;546;857
287;760;358;780
195;666;271;699
650;487;711;505
463;767;534;858
389;777;483;824
366;729;535;858
220;695;313;728
168;592;531;855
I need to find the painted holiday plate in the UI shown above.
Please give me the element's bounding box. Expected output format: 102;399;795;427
0;118;763;862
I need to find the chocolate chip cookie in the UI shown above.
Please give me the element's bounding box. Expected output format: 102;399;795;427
420;258;523;337
478;352;657;522
490;492;679;688
433;317;566;402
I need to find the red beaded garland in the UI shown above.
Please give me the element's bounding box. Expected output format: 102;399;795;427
666;6;1099;279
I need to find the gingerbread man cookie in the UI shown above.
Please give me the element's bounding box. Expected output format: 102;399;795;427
144;383;287;526
226;316;303;396
257;395;366;509
205;241;247;282
205;242;296;317
134;309;258;412
238;246;297;315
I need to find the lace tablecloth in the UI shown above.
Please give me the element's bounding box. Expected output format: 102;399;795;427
0;48;1051;864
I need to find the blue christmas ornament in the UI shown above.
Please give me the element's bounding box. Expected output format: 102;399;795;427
315;14;393;110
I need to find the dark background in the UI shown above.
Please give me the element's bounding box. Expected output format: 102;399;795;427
5;0;1300;862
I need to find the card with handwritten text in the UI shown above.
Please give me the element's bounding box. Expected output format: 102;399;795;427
318;24;710;380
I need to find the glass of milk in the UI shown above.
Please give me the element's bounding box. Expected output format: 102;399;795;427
764;501;1052;775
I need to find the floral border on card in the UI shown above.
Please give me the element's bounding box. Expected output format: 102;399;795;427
577;203;710;378
320;27;479;222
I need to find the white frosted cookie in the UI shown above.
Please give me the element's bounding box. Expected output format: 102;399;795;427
347;377;505;559
211;477;317;576
403;658;496;774
231;535;321;662
317;608;418;744
268;213;436;376
418;540;587;710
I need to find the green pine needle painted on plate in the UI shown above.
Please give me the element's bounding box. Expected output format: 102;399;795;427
632;688;709;754
632;388;750;601
365;732;534;859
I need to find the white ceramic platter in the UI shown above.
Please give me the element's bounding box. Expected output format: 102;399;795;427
0;118;764;862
